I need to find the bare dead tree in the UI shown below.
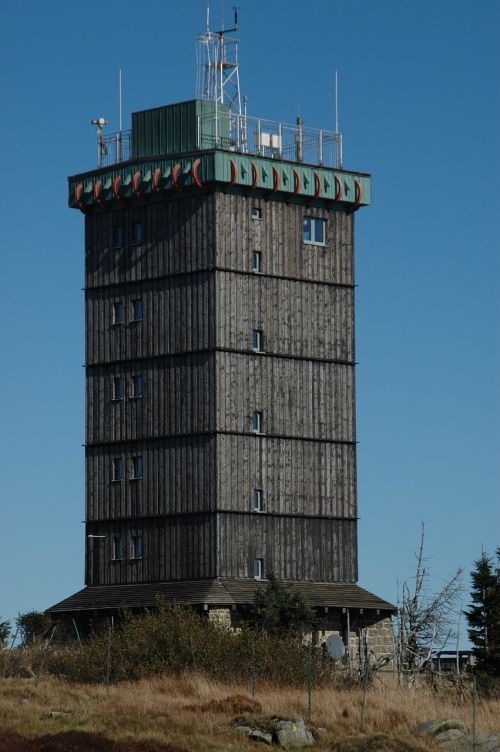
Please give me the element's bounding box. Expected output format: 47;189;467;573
395;523;464;682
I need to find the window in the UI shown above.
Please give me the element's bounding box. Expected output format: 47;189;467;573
112;458;124;482
303;216;326;245
252;489;263;512
132;222;143;245
132;299;143;322
254;558;264;580
252;329;263;352
112;536;124;561
252;251;262;273
252;411;262;433
112;376;124;401
112;225;123;249
131;456;143;480
131;535;144;560
131;375;144;398
251;207;262;220
112;301;125;325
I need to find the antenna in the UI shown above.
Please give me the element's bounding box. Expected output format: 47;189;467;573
335;70;339;134
196;5;242;116
334;70;343;169
118;69;123;132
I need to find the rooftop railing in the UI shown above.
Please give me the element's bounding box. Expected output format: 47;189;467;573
98;130;132;167
197;111;343;168
93;112;343;169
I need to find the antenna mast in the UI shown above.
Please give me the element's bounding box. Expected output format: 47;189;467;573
334;70;343;169
196;5;242;117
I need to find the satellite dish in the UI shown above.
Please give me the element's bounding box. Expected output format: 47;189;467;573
325;635;345;662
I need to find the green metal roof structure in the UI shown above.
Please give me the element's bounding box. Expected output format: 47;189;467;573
69;99;371;211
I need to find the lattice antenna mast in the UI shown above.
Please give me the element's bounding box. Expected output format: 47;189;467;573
196;6;242;116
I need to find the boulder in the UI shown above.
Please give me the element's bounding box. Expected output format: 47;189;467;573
415;720;500;751
234;723;273;745
233;715;315;748
274;717;315;749
467;736;500;752
436;734;500;752
415;719;465;738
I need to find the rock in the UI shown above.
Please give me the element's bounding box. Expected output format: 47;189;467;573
234;724;273;745
434;729;468;750
415;721;500;751
469;735;500;752
274;717;315;749
48;710;73;719
435;729;465;742
415;718;465;738
437;735;500;752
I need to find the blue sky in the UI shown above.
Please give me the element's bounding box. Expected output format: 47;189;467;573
0;0;498;641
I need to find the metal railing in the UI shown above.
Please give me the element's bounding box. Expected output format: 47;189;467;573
197;110;343;168
92;113;342;169
98;130;132;167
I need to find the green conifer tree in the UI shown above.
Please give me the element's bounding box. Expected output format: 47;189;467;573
465;549;500;676
0;618;10;647
247;571;316;637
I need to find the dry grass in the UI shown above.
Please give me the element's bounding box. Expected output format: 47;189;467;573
0;673;498;751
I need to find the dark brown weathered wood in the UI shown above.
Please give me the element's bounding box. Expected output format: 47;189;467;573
83;188;358;588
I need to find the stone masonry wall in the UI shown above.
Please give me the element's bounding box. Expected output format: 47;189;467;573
208;606;395;668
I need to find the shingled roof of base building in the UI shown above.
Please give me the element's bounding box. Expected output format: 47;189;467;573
47;580;395;614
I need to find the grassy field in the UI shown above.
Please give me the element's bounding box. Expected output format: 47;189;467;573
0;673;499;751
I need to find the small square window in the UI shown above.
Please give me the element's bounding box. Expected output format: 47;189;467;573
132;299;143;322
254;558;263;580
112;226;123;249
131;456;143;480
112;376;124;401
253;489;263;512
131;535;144;559
132;375;144;398
303;216;326;245
252;411;262;433
252;329;263;352
251;207;262;220
112;301;125;325
252;251;262;273
132;222;143;245
112;536;124;560
112;458;124;482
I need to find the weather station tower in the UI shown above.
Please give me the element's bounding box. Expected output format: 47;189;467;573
49;10;395;660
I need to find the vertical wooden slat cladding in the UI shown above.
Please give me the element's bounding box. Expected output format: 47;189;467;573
216;351;355;442
216;434;356;519
216;272;354;362
83;185;360;595
215;193;353;285
85;514;216;586
86;353;215;444
85;194;216;290
216;513;357;583
86;437;216;522
86;273;214;365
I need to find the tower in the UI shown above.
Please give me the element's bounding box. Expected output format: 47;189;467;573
49;22;394;658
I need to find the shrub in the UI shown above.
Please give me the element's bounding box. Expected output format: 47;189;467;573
46;601;346;686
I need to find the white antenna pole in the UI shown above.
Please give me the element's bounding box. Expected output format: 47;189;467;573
119;69;123;132
334;70;343;168
335;70;339;134
206;1;210;32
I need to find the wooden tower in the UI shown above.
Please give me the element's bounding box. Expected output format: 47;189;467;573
49;71;394;654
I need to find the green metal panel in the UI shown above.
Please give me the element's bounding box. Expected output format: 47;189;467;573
68;149;371;210
131;100;231;158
